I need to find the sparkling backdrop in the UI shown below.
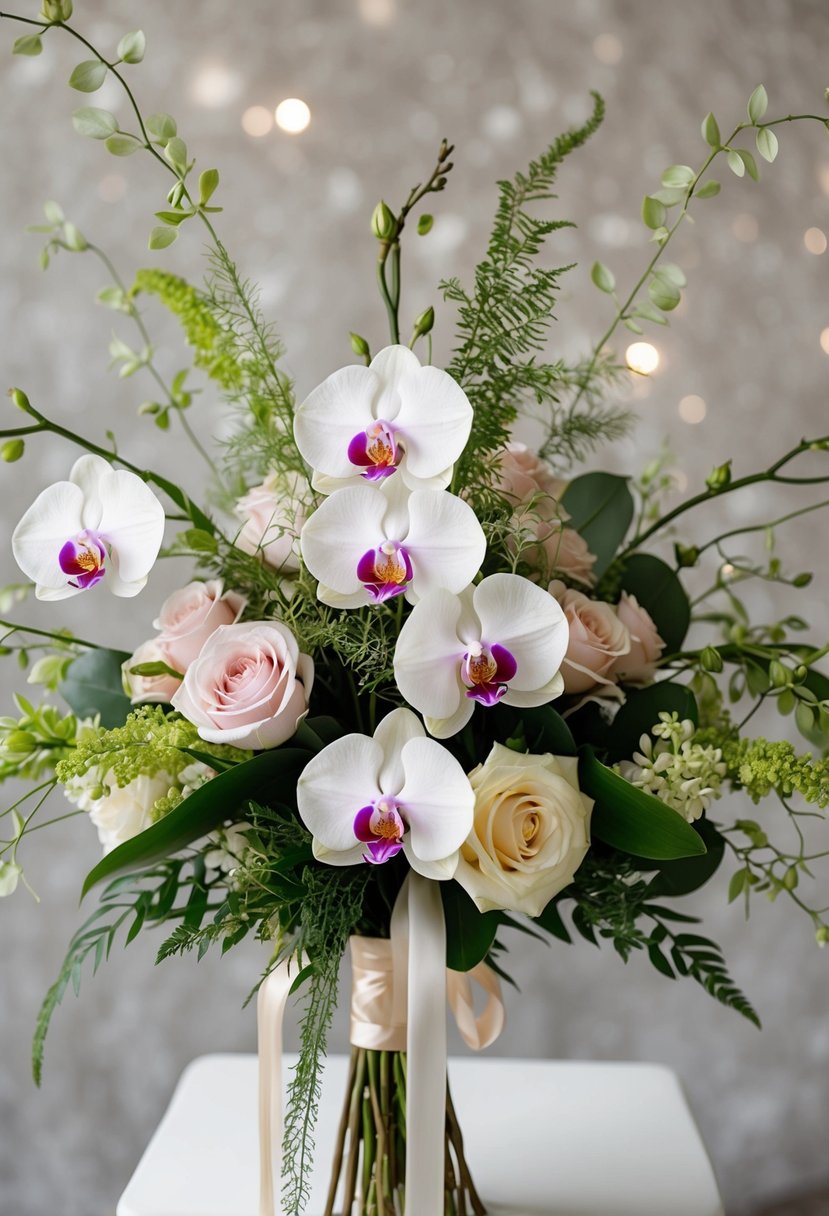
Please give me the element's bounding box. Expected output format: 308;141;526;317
1;1;829;1213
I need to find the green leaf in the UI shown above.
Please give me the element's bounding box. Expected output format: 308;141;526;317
580;749;707;861
633;300;670;326
624;319;643;334
68;60;107;93
441;882;501;971
695;179;721;199
148;226;178;250
105;133;142;157
560;472;634;579
518;705;577;757
590;260;615;293
651;187;686;207
747;84;768;124
655;262;687;288
737;149;759;182
660;164;695;189
641;195;667;230
647;818;725;898
533;898;571;943
618;553;691;653
13;34;43;56
82;747;312;896
727;149;746;178
198;168;220;206
647;942;676;979
72;107;118;140
648;275;681;312
604;682;698;765
146;112;177;141
154;209;192;226
60;648;132;729
756;128;778;163
701;111;721;147
728;868;748;903
117;30;146;64
164;137;188;175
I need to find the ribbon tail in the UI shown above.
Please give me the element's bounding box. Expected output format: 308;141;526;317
404;873;447;1216
448;962;506;1051
258;960;297;1216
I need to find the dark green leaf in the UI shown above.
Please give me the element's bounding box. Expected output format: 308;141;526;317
560;473;634;578
533;898;572;943
518;705;577;757
647;818;725;897
605;682;698;764
60;648;132;728
647;942;676;979
580;749;707;860
618;553;690;654
441;882;501;971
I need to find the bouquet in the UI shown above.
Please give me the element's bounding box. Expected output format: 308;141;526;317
2;5;829;1214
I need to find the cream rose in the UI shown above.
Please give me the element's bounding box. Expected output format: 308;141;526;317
87;772;173;854
171;620;313;749
496;442;568;512
122;638;182;705
154;579;246;673
549;579;631;694
235;471;306;573
455;743;593;917
533;520;597;586
612;593;665;685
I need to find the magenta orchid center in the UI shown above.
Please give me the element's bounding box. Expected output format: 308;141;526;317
58;532;107;591
354;797;407;864
461;642;518;706
357;541;412;603
347;420;401;481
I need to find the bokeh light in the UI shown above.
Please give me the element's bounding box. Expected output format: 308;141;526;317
189;62;241;108
820;327;829;355
625;341;660;375
241;105;273;137
804;226;827;255
678;394;707;424
275;98;311;134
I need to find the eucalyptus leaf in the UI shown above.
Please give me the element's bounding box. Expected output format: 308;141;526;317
737;149;759;181
641;195;667;230
660;164;695;189
117;29;146;64
727;149;746;178
756;128;778;163
164;137;188;175
68;59;107;93
695;179;721;199
590;260;615;293
648;276;681;311
654;262;687;288
652;187;686;207
146;112;177;141
105;133;142;157
198;168;220;206
633;301;669;326
701;112;721;148
148;225;178;250
60;648;132;729
624;318;644;334
560;472;634;578
72;107;118;140
747;84;768;124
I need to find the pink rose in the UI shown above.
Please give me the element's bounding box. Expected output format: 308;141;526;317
171;620;314;749
549;580;631;695
122;638;182;705
235;472;306;573
496;442;568;517
612;593;665;685
154;580;246;673
533;520;598;586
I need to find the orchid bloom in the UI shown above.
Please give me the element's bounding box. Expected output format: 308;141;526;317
294;345;473;492
297;707;474;879
300;477;486;608
11;455;165;601
394;573;569;738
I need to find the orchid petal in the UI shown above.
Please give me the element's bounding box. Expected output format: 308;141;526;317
397;736;474;861
368;345;421;398
96;468;165;584
424;698;475;740
405;847;459;881
312;838;367;867
503;669;565;707
294;365;379;479
297;733;383;852
393;365;472;480
68;455;109;527
405;489;485;602
300;485;389;596
373;707;425;794
393;587;467;720
12;480;85;593
473;573;568;691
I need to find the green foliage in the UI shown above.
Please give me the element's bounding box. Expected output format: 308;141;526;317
441;881;501;970
0;695;89;784
617;554;690;653
714;734;829;808
560;472;633;578
60;647;132;728
604;683;698;764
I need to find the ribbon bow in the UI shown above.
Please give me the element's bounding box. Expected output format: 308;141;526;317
258;873;505;1216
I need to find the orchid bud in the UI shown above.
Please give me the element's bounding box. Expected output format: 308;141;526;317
816;926;829;948
411;305;435;340
350;332;370;358
40;0;72;21
674;542;699;568
705;461;732;492
699;646;723;673
371;200;396;242
1;440;24;463
9;388;33;415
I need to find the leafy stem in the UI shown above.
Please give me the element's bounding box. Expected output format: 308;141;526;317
0;618;100;650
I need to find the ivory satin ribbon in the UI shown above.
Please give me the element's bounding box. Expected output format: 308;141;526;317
258;874;505;1215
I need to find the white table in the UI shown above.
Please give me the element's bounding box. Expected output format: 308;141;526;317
116;1053;724;1216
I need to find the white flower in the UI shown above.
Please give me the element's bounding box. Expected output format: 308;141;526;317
300;476;485;608
294;345;473;492
297;707;474;879
67;770;174;854
204;823;252;876
394;574;569;738
619;713;727;823
12;454;165;601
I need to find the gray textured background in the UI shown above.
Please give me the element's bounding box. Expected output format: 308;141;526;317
1;1;829;1213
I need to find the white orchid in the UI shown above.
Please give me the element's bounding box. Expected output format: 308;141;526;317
300;476;485;608
297;708;474;878
11;455;165;601
394;573;569;738
294;344;473;492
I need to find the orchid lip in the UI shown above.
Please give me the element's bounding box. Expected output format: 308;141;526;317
58;532;107;590
462;641;517;707
347;420;401;480
357;541;413;604
353;798;407;865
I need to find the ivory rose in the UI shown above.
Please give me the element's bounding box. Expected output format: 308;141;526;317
235;472;306;573
122;638;182;705
549;580;631;695
154;579;246;672
171;620;313;749
612;593;665;685
455;743;593;917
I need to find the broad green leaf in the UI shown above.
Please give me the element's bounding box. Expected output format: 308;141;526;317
727;149;746;178
60;648;132;728
580;750;707;861
105;133;142;157
560;472;634;578
648;819;725;898
618;553;691;653
13;34;43;56
164;137;188;175
661;164;695;189
648;275;680;311
69;59;107;93
641;195;667;230
441;882;501;971
148;225;178;250
82;747;312;896
518;705;577;757
747;84;768;124
756;128;778;163
146;112;177;141
590;260;615;293
695;179;721;199
604;681;698;765
117;29;146;64
198;168;220;206
701;111;721;147
72;106;118;140
533;899;571;943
